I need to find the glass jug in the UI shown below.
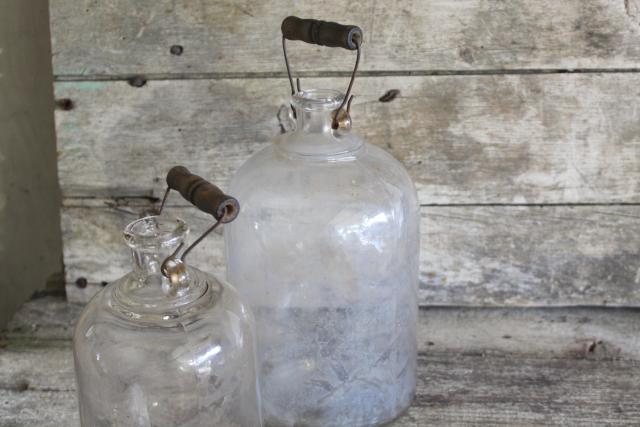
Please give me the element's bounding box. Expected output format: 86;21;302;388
73;167;262;427
224;17;420;427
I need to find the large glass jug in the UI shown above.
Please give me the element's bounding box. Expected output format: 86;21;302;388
224;17;420;427
73;167;262;427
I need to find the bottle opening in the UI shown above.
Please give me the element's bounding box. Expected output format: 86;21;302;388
123;216;188;251
292;89;344;111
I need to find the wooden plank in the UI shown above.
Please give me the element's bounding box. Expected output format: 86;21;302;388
0;390;79;427
4;354;640;426
0;346;75;393
49;0;640;76
54;74;640;204
7;298;640;359
414;354;640;426
6;358;640;427
61;205;640;306
3;298;640;425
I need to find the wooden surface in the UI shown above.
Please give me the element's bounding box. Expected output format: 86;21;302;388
63;205;640;306
37;3;640;424
54;75;640;204
50;0;640;75
3;297;640;426
50;0;640;306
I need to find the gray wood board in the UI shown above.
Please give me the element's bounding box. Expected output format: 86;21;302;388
3;297;640;426
62;205;640;306
6;297;640;358
54;74;640;204
49;0;640;76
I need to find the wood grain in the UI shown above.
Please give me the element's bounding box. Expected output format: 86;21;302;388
50;0;640;76
3;298;640;426
62;204;640;306
49;0;640;311
54;74;640;205
7;298;640;359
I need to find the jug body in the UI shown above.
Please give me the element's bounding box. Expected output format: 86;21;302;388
225;89;420;426
73;216;262;427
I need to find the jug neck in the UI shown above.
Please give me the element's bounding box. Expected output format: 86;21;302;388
109;215;215;323
280;89;362;157
292;89;342;134
123;216;190;292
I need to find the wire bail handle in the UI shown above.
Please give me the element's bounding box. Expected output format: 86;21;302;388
156;166;239;282
281;16;363;131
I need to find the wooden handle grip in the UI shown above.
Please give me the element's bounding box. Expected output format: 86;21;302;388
281;16;362;50
166;166;239;223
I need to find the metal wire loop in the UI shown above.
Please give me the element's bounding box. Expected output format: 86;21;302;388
155;186;226;279
282;36;361;129
159;213;224;279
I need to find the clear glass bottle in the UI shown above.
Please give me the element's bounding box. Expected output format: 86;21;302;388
73;215;262;427
225;89;420;426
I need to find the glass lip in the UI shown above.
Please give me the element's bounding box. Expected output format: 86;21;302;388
292;89;344;111
123;215;189;250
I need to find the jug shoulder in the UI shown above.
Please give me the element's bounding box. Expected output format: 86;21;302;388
229;142;418;210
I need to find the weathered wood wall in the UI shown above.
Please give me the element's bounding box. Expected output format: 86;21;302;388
50;0;640;305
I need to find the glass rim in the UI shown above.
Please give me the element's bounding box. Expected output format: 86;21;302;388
123;215;189;250
292;89;344;110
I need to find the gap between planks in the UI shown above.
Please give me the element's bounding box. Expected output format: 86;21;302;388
60;197;640;209
54;68;640;82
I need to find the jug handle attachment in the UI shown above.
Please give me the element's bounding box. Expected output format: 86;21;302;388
156;166;239;280
281;16;362;130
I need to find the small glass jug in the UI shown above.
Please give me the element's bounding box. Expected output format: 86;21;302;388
73;167;262;427
225;17;420;427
